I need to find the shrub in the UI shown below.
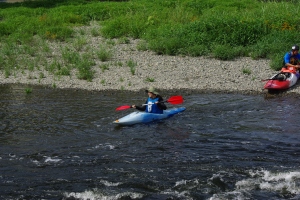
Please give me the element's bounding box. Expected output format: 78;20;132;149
42;27;74;41
56;66;71;76
242;68;251;75
212;44;238;60
100;64;109;72
126;59;136;75
270;53;284;71
97;46;113;62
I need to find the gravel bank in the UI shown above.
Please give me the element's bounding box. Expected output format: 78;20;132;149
0;24;298;95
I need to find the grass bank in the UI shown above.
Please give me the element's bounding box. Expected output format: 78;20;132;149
0;0;299;83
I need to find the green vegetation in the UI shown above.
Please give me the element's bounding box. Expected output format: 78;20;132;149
52;82;56;88
100;63;109;72
25;87;32;94
242;68;251;75
126;59;136;75
0;0;300;81
97;45;113;62
100;79;105;85
145;77;155;82
136;40;148;51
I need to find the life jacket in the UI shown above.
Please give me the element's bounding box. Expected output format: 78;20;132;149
283;51;299;67
281;66;297;74
146;97;163;114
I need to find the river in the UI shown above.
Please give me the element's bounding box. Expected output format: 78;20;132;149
0;84;300;200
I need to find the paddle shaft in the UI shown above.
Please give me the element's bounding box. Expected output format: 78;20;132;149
142;100;167;105
116;95;183;111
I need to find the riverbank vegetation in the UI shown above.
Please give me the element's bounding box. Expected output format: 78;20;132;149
0;0;300;82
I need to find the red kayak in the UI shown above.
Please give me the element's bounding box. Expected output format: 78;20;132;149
264;66;299;90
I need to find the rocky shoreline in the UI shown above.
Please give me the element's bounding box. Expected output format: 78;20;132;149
1;35;300;96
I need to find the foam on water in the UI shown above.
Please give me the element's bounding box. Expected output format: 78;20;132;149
100;180;122;187
44;157;62;163
247;170;300;194
91;143;116;150
64;178;199;200
64;190;144;200
209;170;300;200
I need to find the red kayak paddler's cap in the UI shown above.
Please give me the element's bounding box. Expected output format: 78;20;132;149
292;45;299;51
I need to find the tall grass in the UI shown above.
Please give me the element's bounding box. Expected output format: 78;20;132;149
0;0;300;80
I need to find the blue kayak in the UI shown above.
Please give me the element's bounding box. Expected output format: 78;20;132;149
113;107;186;125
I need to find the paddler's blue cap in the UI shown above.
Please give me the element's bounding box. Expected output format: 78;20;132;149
145;87;159;95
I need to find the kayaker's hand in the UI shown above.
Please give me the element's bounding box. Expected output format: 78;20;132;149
131;105;136;108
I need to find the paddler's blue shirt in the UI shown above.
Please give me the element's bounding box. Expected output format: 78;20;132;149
135;95;167;114
146;97;163;114
284;51;300;65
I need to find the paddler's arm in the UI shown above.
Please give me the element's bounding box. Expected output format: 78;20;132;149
132;101;147;111
156;96;167;110
286;62;300;69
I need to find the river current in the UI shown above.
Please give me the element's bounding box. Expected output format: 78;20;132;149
0;84;300;200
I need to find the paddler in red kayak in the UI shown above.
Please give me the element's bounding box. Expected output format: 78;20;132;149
131;87;167;114
284;45;300;71
282;45;300;80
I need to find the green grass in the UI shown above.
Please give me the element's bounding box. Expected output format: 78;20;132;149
39;72;45;79
100;64;109;72
100;79;105;85
242;68;251;75
1;0;300;80
76;53;95;81
145;77;155;82
97;45;113;62
25;88;32;94
136;40;148;51
126;59;137;75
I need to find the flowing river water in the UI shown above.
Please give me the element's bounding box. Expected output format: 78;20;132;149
1;84;300;200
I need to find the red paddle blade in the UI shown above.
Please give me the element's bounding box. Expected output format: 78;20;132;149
116;105;131;111
166;96;184;105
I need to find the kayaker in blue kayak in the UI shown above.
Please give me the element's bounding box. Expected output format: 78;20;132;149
131;87;167;114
